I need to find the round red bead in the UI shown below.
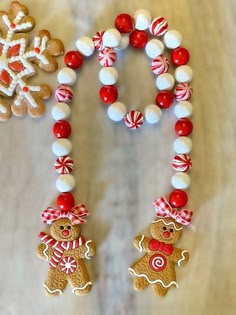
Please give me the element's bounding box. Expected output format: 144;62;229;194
171;47;190;66
53;120;71;138
156;91;174;109
99;85;118;104
129;30;148;49
169;189;188;208
115;13;134;33
64;51;83;69
57;192;75;211
175;118;193;136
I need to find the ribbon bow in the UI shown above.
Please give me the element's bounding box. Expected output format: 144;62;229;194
42;204;89;225
153;196;193;227
149;239;173;256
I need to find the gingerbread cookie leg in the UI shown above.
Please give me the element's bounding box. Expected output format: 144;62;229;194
152;283;169;297
68;260;92;295
44;268;68;296
133;277;149;291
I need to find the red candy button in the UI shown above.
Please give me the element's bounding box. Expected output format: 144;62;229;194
129;30;148;48
99;85;118;104
53;120;71;138
171;47;190;66
115;13;134;33
175;118;193;136
57;192;75;211
169;189;188;208
156;91;174;109
64;51;83;69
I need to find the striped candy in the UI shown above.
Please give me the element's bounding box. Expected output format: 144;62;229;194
54;156;74;174
125;110;144;129
149;17;168;36
93;31;105;50
172;154;192;172
55;85;73;103
60;256;77;274
151;55;170;75
174;83;193;101
98;47;117;67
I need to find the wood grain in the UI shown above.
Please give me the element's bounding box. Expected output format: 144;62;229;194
0;0;235;314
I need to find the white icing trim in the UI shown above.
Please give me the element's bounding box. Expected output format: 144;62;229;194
129;268;178;288
42;244;49;261
72;281;92;293
0;104;7;114
152;219;183;231
138;235;145;252
43;283;62;295
85;241;92;259
178;250;187;266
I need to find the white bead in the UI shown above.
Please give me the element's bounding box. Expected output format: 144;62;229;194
107;102;127;121
103;28;121;48
115;35;129;50
56;174;76;192
164;30;182;49
76;36;95;56
99;67;118;85
171;172;190;190
145;39;164;59
57;67;77;85
144;105;162;124
156;73;175;90
174;137;192;154
175;65;193;83
175;101;193;118
134;9;152;30
52;103;71;121
52;139;72;156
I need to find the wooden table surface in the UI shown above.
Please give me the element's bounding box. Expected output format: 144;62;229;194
0;0;235;314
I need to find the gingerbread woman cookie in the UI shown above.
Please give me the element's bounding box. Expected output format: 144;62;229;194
129;196;193;296
0;1;64;120
37;204;96;296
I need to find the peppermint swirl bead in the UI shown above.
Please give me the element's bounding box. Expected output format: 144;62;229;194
149;17;168;36
172;154;192;172
175;83;193;101
98;48;117;67
93;31;105;50
151;55;170;75
55;85;73;103
54;156;74;174
125;110;144;129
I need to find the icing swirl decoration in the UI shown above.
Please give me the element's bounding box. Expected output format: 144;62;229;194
60;256;77;274
149;254;167;272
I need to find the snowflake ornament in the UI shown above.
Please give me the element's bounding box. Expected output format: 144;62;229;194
0;1;64;121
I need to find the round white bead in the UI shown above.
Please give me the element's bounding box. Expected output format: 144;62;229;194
52;103;71;121
171;172;190;190
164;30;182;49
76;36;95;56
134;9;152;30
99;67;118;85
174;137;192;154
115;35;129;50
107;102;127;121
156;73;175;90
103;28;121;48
144;105;162;124
175;101;193;118
175;65;193;83
57;67;77;85
145;39;164;59
56;174;76;192
52;139;72;156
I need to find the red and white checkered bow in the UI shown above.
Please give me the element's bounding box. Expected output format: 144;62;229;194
153;196;193;227
42;204;89;225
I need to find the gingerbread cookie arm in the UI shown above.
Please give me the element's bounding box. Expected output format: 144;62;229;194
134;235;151;253
75;240;96;259
171;248;189;266
36;243;53;261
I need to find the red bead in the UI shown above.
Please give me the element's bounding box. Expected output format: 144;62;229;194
155;91;174;109
57;192;75;211
64;51;83;69
115;13;134;33
53;120;71;138
129;30;148;49
171;47;190;66
175;118;193;136
169;190;188;208
99;85;118;104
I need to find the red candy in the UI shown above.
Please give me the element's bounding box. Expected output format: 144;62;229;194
53;120;71;138
57;192;75;211
156;91;174;109
169;189;188;208
175;118;193;136
100;85;118;104
115;13;133;33
64;51;83;69
171;47;190;66
129;30;148;49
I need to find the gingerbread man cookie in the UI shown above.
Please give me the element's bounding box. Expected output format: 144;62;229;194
0;1;64;120
37;205;96;296
129;196;193;296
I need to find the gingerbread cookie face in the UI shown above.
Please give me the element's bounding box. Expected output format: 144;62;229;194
50;218;81;242
151;217;183;244
0;1;64;121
